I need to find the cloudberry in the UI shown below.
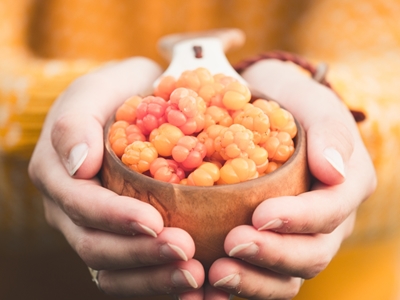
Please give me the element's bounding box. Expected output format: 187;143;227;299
186;162;220;186
149;123;184;157
149;157;185;183
172;136;207;170
136;96;168;135
121;141;158;173
115;95;142;124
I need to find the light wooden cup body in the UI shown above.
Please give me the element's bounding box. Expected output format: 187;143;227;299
101;103;310;270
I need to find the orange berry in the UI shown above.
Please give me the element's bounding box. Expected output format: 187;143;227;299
219;158;258;184
172;136;206;170
121;141;158;173
149;123;184;157
233;104;270;144
214;124;255;160
248;145;269;174
176;67;214;93
150;157;185;183
186;162;220;186
197;124;226;158
115;95;142;123
262;131;295;163
265;161;283;174
198;82;224;106
222;81;251;110
204;105;233;128
153;76;177;100
253;99;280;115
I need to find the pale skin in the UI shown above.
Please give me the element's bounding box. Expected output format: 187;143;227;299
28;57;376;300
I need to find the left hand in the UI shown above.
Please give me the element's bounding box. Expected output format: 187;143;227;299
193;60;376;300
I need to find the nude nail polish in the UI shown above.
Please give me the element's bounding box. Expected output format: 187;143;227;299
131;222;157;237
258;218;284;231
67;142;89;176
228;242;259;258
171;269;198;288
160;243;188;261
213;273;241;289
323;147;346;178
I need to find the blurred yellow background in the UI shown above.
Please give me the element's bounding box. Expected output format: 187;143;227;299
1;1;400;299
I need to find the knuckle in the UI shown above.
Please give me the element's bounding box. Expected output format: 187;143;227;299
302;251;331;279
51;114;73;148
266;249;286;271
75;233;98;267
95;271;117;296
61;197;85;227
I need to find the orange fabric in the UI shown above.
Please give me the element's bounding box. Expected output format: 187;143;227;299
1;1;400;299
288;2;400;299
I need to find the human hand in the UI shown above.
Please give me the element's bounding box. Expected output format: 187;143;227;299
28;58;206;298
205;59;377;299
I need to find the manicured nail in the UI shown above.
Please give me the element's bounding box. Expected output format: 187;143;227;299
131;222;157;237
323;147;345;178
258;218;284;231
228;242;259;258
171;269;198;288
213;273;241;289
160;243;188;261
67;143;89;176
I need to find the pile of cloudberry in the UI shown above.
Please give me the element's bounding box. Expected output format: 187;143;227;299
108;67;297;186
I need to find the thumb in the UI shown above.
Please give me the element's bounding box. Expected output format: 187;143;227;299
49;57;162;178
51;112;103;178
241;59;357;185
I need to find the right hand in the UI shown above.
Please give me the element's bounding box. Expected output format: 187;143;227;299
28;57;207;298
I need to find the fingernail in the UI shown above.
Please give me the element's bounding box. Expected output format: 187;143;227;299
171;269;198;288
228;242;259;258
213;273;241;289
67;143;89;176
131;222;157;237
323;147;345;178
160;243;188;261
258;218;284;231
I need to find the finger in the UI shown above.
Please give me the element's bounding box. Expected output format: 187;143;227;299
252;139;374;235
43;197;195;270
224;217;353;279
49;57;162;178
36;147;164;237
44;174;164;236
209;258;302;300
30;118;165;236
98;260;204;298
241;59;362;185
175;283;231;300
176;289;205;300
